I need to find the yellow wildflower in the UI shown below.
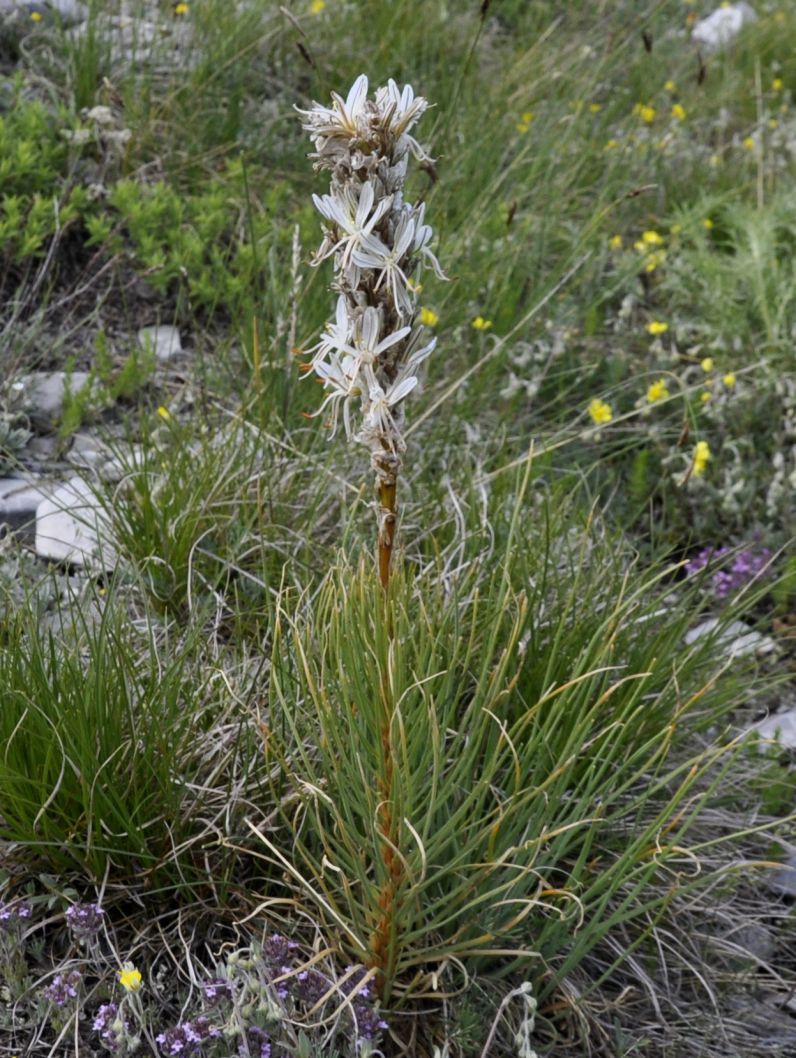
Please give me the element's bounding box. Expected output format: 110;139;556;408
174;1;189;12
700;357;714;372
588;398;613;425
644;250;666;273
646;321;669;336
664;80;677;93
310;0;325;11
769;118;779;129
589;103;602;113
773;77;784;92
692;440;711;476
701;391;712;403
472;316;492;331
118;965;142;992
703;218;714;230
647;378;670;403
157;406;172;421
30;10;43;19
709;153;722;167
742;136;756;151
642;230;664;246
605;138;619;150
722;372;736;387
609;234;623;250
419;307;439;327
671;103;687;121
516;111;534;133
639;105;656;123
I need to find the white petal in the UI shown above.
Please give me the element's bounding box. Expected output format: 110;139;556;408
359;307;380;350
386;376;418;405
355;181;375;226
376;325;411;354
345;75;369;116
393;214;416;258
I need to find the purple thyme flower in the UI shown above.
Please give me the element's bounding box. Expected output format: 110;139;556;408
93;1002;128;1053
65;902;105;940
156;1016;221;1056
261;933;299;1000
293;966;328;1006
685;545;772;599
344;965;388;1044
0;901;31;929
44;969;82;1006
262;933;298;972
202;977;233;1007
240;1026;271;1058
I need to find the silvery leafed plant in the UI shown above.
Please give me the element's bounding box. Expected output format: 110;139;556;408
297;75;445;587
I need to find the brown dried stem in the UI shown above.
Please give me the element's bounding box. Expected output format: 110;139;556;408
375;455;398;592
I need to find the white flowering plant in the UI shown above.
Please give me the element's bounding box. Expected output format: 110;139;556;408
297;75;446;587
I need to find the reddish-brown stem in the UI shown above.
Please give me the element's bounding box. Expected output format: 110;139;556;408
377;476;397;592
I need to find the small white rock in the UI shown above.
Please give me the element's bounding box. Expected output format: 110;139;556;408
692;3;757;51
10;0;88;26
0;478;51;540
44;0;88;24
753;707;796;749
138;325;182;362
684;617;776;657
766;853;796;897
20;371;93;432
67;430;107;470
35;476;114;567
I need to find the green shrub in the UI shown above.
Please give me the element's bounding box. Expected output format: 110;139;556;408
259;480;746;1007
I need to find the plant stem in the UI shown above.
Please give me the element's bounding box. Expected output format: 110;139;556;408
369;660;402;999
377;471;397;592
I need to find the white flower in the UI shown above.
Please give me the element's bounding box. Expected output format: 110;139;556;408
402;330;437;372
375;80;431;160
349;308;411;376
296;73;370;146
312;307;411;388
313;358;359;438
412;202;447;280
312;181;393;271
375;79;429;137
85;105;114;125
306;295;352;370
353;212;416;316
361;376;418;443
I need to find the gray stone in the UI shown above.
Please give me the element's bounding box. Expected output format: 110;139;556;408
0;477;50;541
20;371;93;432
753;707;796;749
766;853;796;898
35;476;114;567
67;430;108;470
97;444;146;483
2;0;87;27
692;3;757;51
723;923;776;964
23;435;60;462
684;617;776;658
138;325;182;362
